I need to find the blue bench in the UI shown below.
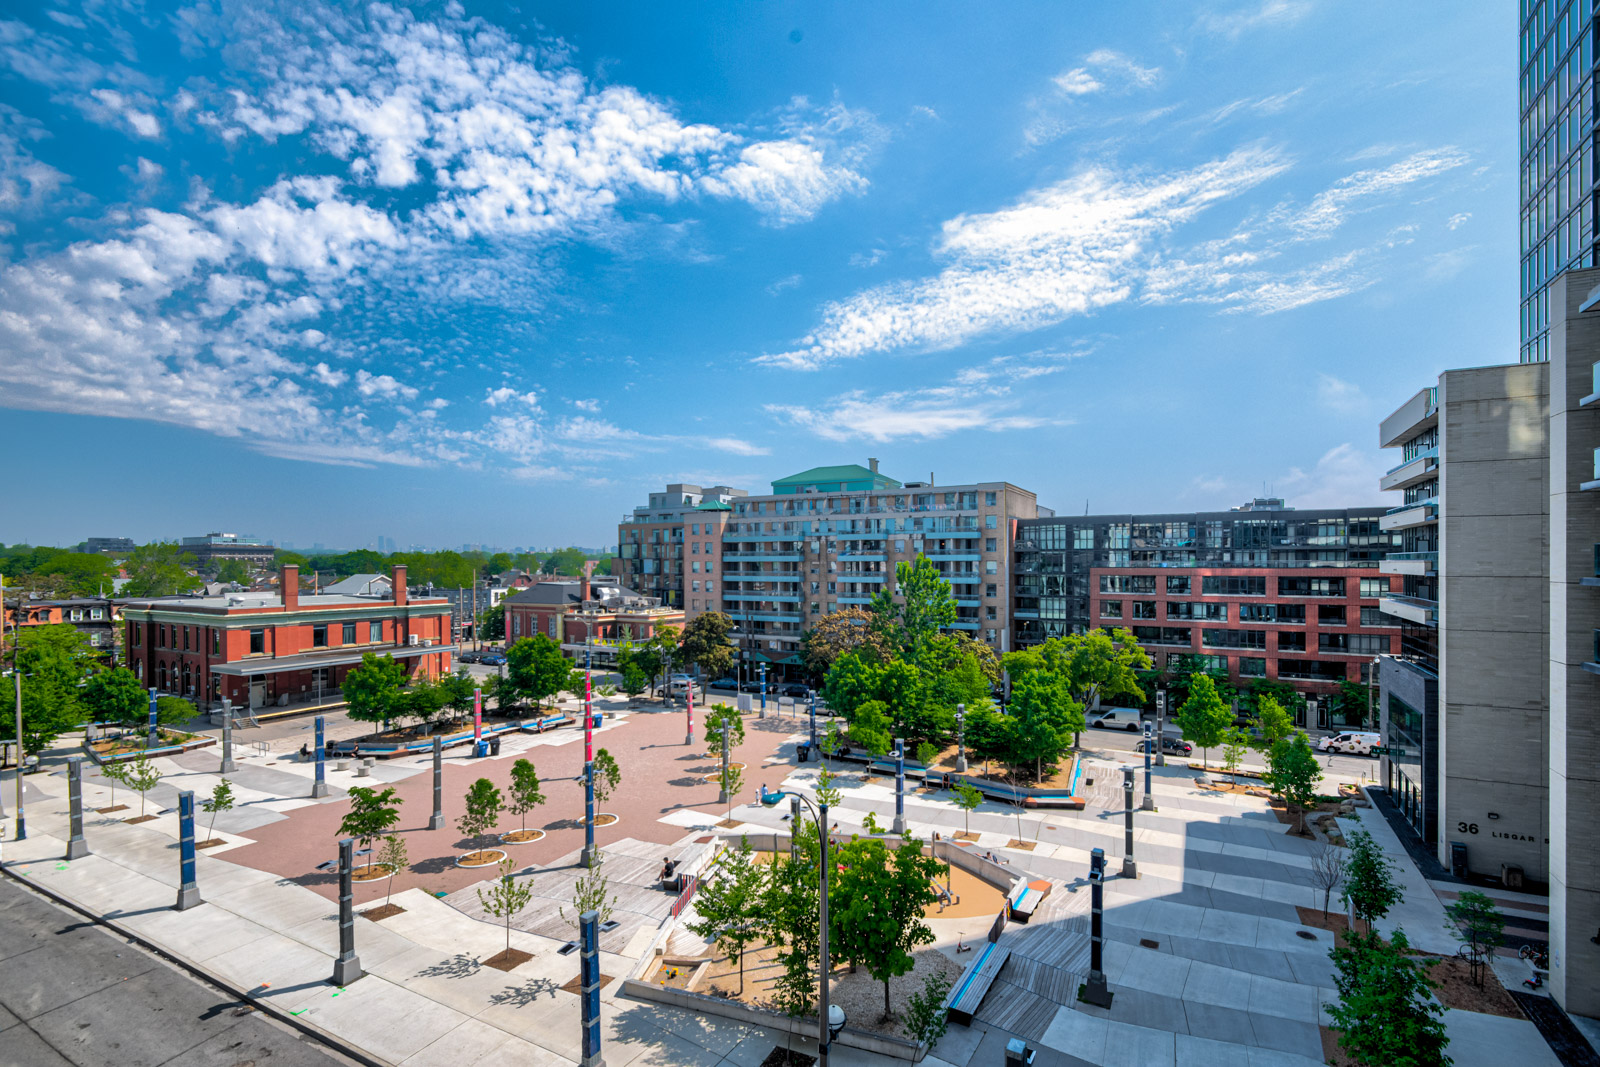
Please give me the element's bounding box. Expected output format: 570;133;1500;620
946;941;1011;1026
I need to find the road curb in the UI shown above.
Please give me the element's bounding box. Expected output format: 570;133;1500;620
0;862;393;1067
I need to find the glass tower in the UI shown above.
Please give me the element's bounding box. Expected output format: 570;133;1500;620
1520;0;1597;363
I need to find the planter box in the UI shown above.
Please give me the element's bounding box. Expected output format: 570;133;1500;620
85;735;216;766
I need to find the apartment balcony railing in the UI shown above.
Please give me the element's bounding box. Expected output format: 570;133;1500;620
1378;592;1438;627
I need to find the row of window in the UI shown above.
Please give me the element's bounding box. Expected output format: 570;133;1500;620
1098;575;1390;598
732;492;1000;517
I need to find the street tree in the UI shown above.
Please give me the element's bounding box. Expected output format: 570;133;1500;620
703;704;745;759
1309;842;1347;918
1175;674;1231;769
201;778;235;841
641;625;682;700
719;762;744;822
869;553;958;663
915;740;939;767
343;653;406;734
507;759;546;837
478;603;505;643
814;764;843;808
685;836;769;994
1327;928;1451;1066
506;635;572;709
122;754;162;818
830;834;946;1020
1240;678;1305;726
1221;726;1250;784
1003;669;1082;779
562;850;618;931
1342;829;1405;928
457;778;504;854
1336;678;1374;727
1254;694;1294;751
1265;732;1323;834
848;699;892;757
377;834;409;905
618;656;650;701
953;782;983;837
591;748;622;806
10;625;96;753
1445;890;1505;988
123;542;202;597
800;607;893;678
478;858;534;957
678;611;736;679
339;785;403;869
761;818;822;1020
83;667;147;728
903;971;954;1052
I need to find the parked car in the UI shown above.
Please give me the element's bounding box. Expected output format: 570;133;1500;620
739;678;765;693
1089;708;1145;731
1135;736;1193;756
707;676;739;691
480;652;507;666
456;649;481;664
778;683;811;699
1318;731;1381;755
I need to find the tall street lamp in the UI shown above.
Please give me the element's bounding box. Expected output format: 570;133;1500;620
760;787;843;1065
955;702;968;773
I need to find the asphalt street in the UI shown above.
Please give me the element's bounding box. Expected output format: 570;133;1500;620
0;876;352;1067
1078;721;1379;781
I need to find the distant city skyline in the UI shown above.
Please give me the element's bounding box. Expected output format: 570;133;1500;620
1;3;1514;548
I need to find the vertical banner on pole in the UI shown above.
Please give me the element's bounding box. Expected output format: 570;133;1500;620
1121;767;1138;879
332;837;364;985
579;909;605;1067
429;735;446;829
758;665;766;718
685;680;694;747
175;790;202;910
311;715;329;798
220;697;237;773
1085;847;1112;1007
65;757;88;860
956;703;968;773
473;687;483;750
1141;722;1154;811
892;737;907;835
147;687;159;749
808;691;818;754
581;761;597;869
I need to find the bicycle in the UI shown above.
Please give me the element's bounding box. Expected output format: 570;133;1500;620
1518;944;1550;970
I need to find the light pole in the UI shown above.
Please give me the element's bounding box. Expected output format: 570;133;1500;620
1367;655;1380;730
758;663;767;718
955;702;968;773
1155;688;1168;768
760;788;842;1065
807;689;818;756
1140;721;1154;811
1120;767;1138;879
13;667;24;839
685;672;694;747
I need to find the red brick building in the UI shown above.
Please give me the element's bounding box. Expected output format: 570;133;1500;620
503;575;684;665
121;565;454;712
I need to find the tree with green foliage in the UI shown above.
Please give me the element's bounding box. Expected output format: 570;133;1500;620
685;835;768;994
201;778;235;840
340;785;402;869
479;602;505;643
848;700;893;757
915;740;938;767
1342;828;1404;928
541;547;590;575
154;695;195;729
591;748;622;806
869;553;958;663
1327;928;1451;1066
83;667;147;728
640;625;681;700
505;635;572;709
122;754;162;818
8;624;96;753
953;782;983;836
30;551;118;596
478;858;534;956
1162;652;1235;711
962;702;1009;776
457;778;504;853
1254;693;1294;752
1337;678;1374;727
815;763;843;808
562;850;618;931
719;762;744;822
507;759;546;835
435;670;477;722
903;970;954;1051
123;542;202;597
618;657;649;701
703;704;745;759
343;653;406;734
1240;678;1303;725
800;607;894;679
820;650;886;721
1003;669;1082;780
830;834;946;1020
678;611;736;679
99;759;127;809
1176;674;1232;768
1265;732;1323;834
214;558;252;585
761;817;822;1019
1221;726;1250;784
1445;890;1505;988
377;835;409;905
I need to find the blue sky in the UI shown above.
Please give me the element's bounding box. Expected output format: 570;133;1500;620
0;1;1514;549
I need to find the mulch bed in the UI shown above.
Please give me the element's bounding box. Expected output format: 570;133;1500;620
716;818;743;828
1320;1026;1342;1064
759;1049;816;1067
1006;839;1037;851
196;838;226;850
95;805;128;814
560;973;613;995
458;849;507;867
352;865;394;882
954;831;981;842
361;903;406;921
594;814;618;827
124;814;157;824
502;829;545;843
1424;955;1525;1018
484;948;535;972
1296;906;1367;947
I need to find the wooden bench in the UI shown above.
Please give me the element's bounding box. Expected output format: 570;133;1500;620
946;941;1011;1026
1007;879;1049;924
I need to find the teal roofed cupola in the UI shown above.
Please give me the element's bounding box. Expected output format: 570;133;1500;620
771;458;902;495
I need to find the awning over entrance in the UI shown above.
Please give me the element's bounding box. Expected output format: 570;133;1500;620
210;645;458;677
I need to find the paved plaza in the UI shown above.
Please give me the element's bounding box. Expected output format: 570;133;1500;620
0;698;1581;1066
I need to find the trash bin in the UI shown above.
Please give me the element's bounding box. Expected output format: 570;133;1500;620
490;737;502;756
797;742;812;763
1004;1037;1036;1065
474;740;490;759
1451;841;1469;879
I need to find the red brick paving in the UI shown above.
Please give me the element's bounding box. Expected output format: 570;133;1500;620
222;704;805;907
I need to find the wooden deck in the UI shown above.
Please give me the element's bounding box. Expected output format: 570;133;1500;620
946;941;1012;1026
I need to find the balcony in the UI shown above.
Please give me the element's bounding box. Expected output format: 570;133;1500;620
1582;361;1600;407
1585;629;1600;676
1380;551;1438;577
1584;448;1600;491
1379;448;1439;492
1379;593;1437;627
1583;544;1600;587
1379;386;1438;448
1380;501;1437;531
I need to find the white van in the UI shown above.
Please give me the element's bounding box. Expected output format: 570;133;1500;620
1089;708;1145;731
1318;731;1380;755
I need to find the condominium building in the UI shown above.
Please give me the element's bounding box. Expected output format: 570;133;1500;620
1012;501;1400;727
179;532;277;567
614;483;746;608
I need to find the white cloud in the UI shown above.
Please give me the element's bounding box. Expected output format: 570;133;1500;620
572;398;601;413
1316;373;1368;415
1200;0;1314;38
767;273;803;295
1290;149;1467;238
87;89;161;138
1052;69;1102;96
1447;212;1471;230
135;157;163;182
312;362;348;387
705;437;770;457
1275;443;1388;508
1083;50;1160;89
484;387;539;408
767;385;1052;444
354;370;418;401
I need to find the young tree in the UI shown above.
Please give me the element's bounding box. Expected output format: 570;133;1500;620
1342;828;1405;928
641;625;681;700
478;858;534;956
684;835;769;994
122;754;162;818
1445;890;1505;989
1327;928;1451;1066
1336;678;1374;728
1175;674;1232;769
678;611;737;679
506;635;573;709
507;759;546;836
915;740;939;768
1309;842;1347;918
902;971;954;1051
562;850;618;931
618;657;649;702
343;653;406;734
201;778;235;840
435;670;477;723
848;700;892;757
762;818;822;1020
457;778;504;853
1265;732;1323;834
719;762;744;822
1002;670;1081;780
830;834;946;1020
377;834;409;905
953;782;983;837
591;748;622;807
339;785;403;869
99;759;127;809
1220;726;1250;784
814;764;843;808
703;704;745;759
1253;693;1294;752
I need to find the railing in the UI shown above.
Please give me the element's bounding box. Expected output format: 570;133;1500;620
1387;551;1438;561
1387;496;1438;514
1384;446;1438;476
669;874;700;918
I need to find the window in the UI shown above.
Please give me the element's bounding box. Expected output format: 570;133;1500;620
1359;607;1393;627
133;627;142;647
1318;605;1348;627
705;561;714;573
811;582;820;594
986;628;997;642
369;621;382;642
90;608;104;620
692;542;699;554
342;622;357;644
1166;576;1190;596
985;560;997;574
705;580;714;593
692;561;700;573
985;514;998;529
513;615;522;636
1168;602;1227;621
1132;601;1157;619
313;624;328;648
986;538;997;552
1278;576;1346;598
1360;578;1390;598
692;580;700;592
183;626;190;651
1101;575;1157;594
1201;576;1266;596
1320;633;1390;656
211;630;219;655
691;523;699;534
1203;629;1266;650
985;584;997;598
548;616;558;637
70;609;83;621
1074;528;1095;550
1131;626;1191;645
250;628;265;654
1239;603;1304;624
1277;632;1306;652
1101;600;1123;618
811;602;821;614
895;539;906;552
157;625;166;647
986;606;997;620
692;599;700;610
1239;657;1267;677
985;492;997;506
827;582;836;594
